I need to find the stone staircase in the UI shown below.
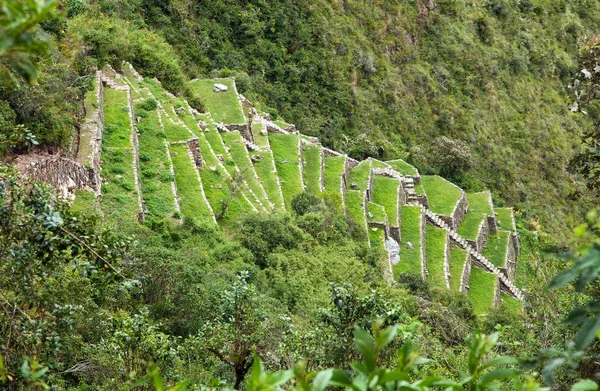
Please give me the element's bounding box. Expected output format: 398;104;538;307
424;209;523;300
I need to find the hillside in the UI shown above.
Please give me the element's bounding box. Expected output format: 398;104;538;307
68;65;522;314
3;1;600;390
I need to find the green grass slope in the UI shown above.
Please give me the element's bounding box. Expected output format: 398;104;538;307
372;176;400;226
449;246;468;292
426;225;448;290
397;205;422;277
468;268;497;315
189;79;245;124
269;133;303;210
249;123;285;211
169;143;214;222
458;192;493;240
302;144;323;195
421;175;462;216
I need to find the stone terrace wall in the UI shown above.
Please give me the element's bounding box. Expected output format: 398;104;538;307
468;218;490;253
228;123;252;143
451;193;468;229
14;154;93;197
505;237;517;281
460;254;472;293
420;207;427;278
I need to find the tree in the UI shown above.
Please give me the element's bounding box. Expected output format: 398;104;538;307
201;272;283;389
0;0;56;83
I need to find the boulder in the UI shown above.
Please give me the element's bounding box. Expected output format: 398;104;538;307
213;83;228;92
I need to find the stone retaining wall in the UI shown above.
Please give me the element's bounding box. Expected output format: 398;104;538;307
14;155;93;197
227;123;252;143
187;138;204;168
420;207;427;278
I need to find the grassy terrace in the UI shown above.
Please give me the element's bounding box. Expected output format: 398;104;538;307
495;208;515;232
189;78;245;124
249;123;285;211
162;117;192;143
302;144;322;195
372;176;400;226
420;175;462;216
135;106;176;219
397;205;422;276
483;231;510;267
386;159;418;176
368;202;387;224
203;130;237;176
273;119;291;130
169;143;214;222
468;268;497;315
457;192;493;240
269;133;303;210
103;88;131;148
449;246;468;291
346;190;367;235
195;132;254;225
370;159;389;169
426;225;448;290
348;160;372;190
323;155;345;198
369;226;386;249
501;294;522;315
221;131;272;210
100;148;139;222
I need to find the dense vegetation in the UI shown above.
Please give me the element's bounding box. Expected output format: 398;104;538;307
3;0;600;390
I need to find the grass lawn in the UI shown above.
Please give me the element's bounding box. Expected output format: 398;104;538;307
221;131;272;209
163;118;192;142
302;144;322;195
495;208;515;232
72;189;98;216
500;294;522;315
369;226;386;249
426;225;448;290
269;133;303;210
397;205;422;276
415;183;426;196
370;159;389;169
421;175;462;216
189;79;245;124
468;267;497;315
386;159;418;176
251;122;268;147
273;119;291;129
203;129;263;211
169;143;214;222
100;148;139;222
248;124;285;211
195;133;254;225
103;88;131;148
142;78;169;102
324;155;345;196
368;202;387;224
372;176;400;226
136;107;176;219
449;245;468;291
346;190;367;234
458;191;493;240
483;231;511;267
348;160;372;190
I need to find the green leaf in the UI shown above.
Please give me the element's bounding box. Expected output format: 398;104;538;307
571;379;598;391
575;315;600;350
479;356;519;372
549;268;579;290
265;370;293;387
328;369;352;388
478;368;519;386
376;325;397;350
312;369;333;391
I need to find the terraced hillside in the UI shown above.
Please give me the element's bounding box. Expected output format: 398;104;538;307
73;64;524;313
